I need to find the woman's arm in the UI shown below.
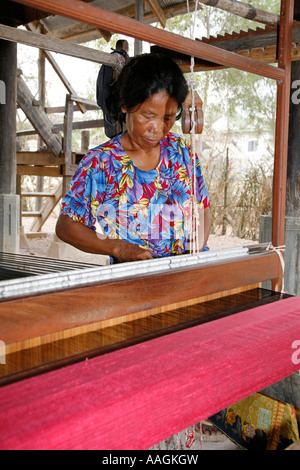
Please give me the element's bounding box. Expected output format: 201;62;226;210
55;214;153;263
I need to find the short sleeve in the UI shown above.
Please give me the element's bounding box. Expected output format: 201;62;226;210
60;149;107;230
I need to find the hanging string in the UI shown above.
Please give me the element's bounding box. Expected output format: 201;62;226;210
266;243;286;293
186;0;200;256
186;1;205;448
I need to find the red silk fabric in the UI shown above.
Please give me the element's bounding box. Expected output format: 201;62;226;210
0;296;300;450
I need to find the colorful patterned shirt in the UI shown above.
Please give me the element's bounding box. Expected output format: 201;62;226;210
61;131;210;260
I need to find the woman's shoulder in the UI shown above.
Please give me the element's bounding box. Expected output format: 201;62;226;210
90;135;123;156
80;135;123;166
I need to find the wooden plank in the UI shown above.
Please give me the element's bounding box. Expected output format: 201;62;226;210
17;166;61;177
30;181;63;233
21;192;55;197
69;95;98;107
22;211;42;217
17;75;63;157
0;251;281;346
17;119;104;137
95;27;112;43
45;103;98;114
13;0;285;80
63;95;73;163
17;151;63;166
0;23;118;66
198;0;279;25
25;232;49;238
153;39;300;72
145;0;166;28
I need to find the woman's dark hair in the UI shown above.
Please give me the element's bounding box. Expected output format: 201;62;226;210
107;53;188;125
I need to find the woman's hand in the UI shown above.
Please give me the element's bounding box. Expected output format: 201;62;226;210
111;239;153;263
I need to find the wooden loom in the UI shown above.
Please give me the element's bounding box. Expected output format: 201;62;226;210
0;0;300;450
0;246;300;450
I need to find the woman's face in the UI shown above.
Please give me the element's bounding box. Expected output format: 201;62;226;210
122;91;178;150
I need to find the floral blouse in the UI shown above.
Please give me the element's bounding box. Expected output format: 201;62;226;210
61;131;210;260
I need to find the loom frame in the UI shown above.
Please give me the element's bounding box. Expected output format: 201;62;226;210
0;0;298;451
11;0;295;292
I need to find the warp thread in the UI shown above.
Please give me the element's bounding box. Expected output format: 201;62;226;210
186;0;201;256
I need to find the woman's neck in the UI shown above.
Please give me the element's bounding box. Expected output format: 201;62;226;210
121;133;161;171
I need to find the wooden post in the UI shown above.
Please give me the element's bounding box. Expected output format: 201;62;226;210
286;0;300;219
135;0;144;55
0;39;17;194
63;94;74;196
283;0;300;296
81;130;90;154
36;23;45;213
271;0;294;292
0;38;20;252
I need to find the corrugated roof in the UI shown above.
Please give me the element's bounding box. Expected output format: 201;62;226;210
38;0;191;43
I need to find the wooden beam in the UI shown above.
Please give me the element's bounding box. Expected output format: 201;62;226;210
17;74;63;157
17;151;63;166
145;0;166;28
17;119;104;137
152;21;300;69
153;42;300;73
45;103;98;114
63;94;74;164
30;181;62;232
17;165;62;177
95;27;112;43
22;211;42;217
12;0;285;80
0;23;118;66
0;38;17;194
21;192;55;197
272;0;294;291
27;23;86;114
198;0;279;25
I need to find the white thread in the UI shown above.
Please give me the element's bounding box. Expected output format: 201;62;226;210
266;244;285;293
187;0;200;255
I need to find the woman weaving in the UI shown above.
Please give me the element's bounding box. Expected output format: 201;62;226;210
56;53;211;263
